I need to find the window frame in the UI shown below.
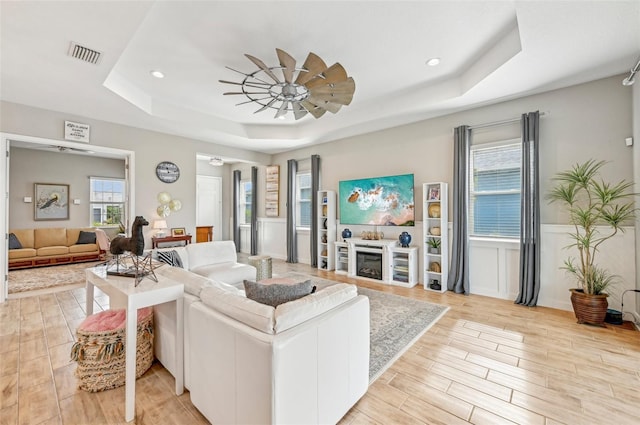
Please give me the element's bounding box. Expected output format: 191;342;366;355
239;180;252;225
89;176;126;228
468;138;522;240
296;171;312;229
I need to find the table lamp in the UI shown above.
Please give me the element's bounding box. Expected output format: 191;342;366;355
153;220;168;237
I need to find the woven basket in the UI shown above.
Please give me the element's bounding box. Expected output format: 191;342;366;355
71;307;154;392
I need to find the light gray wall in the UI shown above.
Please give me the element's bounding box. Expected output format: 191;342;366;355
272;75;634;226
9;148;125;229
1;101;272;244
2;75;633;245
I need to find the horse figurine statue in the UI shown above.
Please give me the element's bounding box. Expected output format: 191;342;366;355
109;216;148;257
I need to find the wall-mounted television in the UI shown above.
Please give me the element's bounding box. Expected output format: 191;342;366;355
339;173;415;226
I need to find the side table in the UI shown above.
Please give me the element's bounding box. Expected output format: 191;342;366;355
152;234;192;249
85;266;184;422
248;255;272;280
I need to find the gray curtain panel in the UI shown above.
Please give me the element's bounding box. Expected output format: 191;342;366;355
232;170;241;252
286;159;298;263
250;166;258;255
448;125;471;295
515;111;541;306
310;154;321;268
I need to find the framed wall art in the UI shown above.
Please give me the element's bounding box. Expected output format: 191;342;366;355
171;227;186;236
34;183;69;221
265;165;279;217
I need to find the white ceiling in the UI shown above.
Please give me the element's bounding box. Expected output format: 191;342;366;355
1;1;639;154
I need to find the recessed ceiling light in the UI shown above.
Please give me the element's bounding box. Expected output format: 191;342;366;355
426;57;440;67
150;70;165;79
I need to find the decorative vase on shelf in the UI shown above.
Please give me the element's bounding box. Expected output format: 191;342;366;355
342;228;352;240
398;231;411;248
428;202;441;218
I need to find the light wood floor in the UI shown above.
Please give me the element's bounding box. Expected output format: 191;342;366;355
2;258;640;425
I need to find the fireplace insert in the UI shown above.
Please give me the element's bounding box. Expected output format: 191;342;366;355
356;250;383;280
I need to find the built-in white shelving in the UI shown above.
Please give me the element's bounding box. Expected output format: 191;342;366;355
317;190;336;270
389;246;418;287
334;241;349;274
423;182;448;292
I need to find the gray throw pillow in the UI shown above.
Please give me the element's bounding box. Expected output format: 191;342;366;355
8;233;22;250
76;231;96;244
243;279;316;307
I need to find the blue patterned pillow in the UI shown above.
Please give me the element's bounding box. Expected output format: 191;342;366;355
157;250;184;268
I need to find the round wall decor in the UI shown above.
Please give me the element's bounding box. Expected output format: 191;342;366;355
155;161;180;183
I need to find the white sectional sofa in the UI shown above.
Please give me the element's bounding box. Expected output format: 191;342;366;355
151;241;370;424
156;240;257;286
152;240;256;385
189;279;370;425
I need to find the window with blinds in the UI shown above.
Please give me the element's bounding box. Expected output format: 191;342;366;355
90;177;125;227
469;141;521;238
240;181;252;225
297;172;312;228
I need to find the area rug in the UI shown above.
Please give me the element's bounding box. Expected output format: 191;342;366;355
8;261;103;294
282;273;450;383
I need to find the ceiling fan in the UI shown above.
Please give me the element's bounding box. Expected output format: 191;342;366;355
220;48;355;120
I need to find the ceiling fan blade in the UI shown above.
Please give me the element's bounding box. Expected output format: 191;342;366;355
295;52;328;85
220;79;270;87
223;91;270;95
235;96;273;106
276;48;296;84
301;100;327;118
245;54;281;83
254;98;277;114
274;101;289;119
292;102;308;120
307;95;342;113
305;63;349;89
308;78;355;105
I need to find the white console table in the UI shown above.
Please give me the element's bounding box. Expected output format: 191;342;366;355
342;238;417;287
85;266;184;423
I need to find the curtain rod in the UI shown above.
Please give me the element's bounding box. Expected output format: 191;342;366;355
468;111;546;130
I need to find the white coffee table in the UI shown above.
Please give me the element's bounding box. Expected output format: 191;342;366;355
85;265;184;423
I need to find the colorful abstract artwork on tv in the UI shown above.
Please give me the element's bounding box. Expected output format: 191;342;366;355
339;174;415;226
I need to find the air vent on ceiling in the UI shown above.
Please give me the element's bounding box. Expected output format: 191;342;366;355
68;42;102;65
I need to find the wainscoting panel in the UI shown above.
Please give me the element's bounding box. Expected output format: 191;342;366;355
258;218;287;260
469;238;520;299
538;225;636;314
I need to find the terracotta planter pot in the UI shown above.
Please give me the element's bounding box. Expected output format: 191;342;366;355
569;288;609;327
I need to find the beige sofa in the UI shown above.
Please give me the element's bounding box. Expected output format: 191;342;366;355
8;227;104;270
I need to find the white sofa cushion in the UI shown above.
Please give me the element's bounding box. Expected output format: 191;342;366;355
156;264;239;297
200;282;359;335
190;262;256;286
200;285;275;334
274;283;358;333
186;240;237;270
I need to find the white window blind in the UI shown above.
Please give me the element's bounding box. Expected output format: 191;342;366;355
240;181;252;225
297;173;311;228
469;141;521;238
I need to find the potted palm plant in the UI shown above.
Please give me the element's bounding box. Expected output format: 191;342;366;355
547;159;635;326
427;237;441;254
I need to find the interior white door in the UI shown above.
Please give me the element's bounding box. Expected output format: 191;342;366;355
1;137;9;302
196;176;222;239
